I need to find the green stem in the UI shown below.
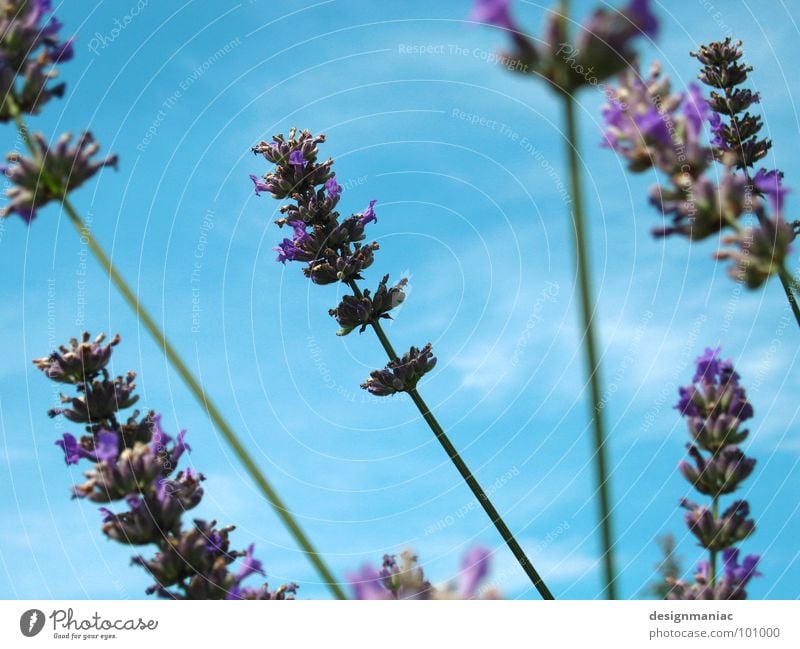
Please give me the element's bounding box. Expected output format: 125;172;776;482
348;280;555;600
561;93;618;599
777;269;800;327
709;496;720;588
554;0;616;600
10;105;346;600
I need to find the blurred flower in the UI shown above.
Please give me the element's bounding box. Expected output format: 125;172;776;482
0;0;74;121
716;216;794;289
472;0;658;90
349;548;496;600
1;131;117;222
469;0;516;31
603;39;795;289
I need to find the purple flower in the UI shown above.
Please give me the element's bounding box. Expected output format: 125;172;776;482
469;0;516;31
708;112;727;149
249;174;270;196
683;83;710;137
39;331;295;600
692;346;722;383
633;108;671;146
274;238;304;264
350;548;497;600
55;433;90;465
753;168;789;215
56;430;119;465
721;548;760;587
94;430;120;464
457;546;491;598
0;0;75;121
235;544;266;582
348;565;390;600
325;176;342;199
626;0;658;38
360;199;378;226
1;132;117;223
33;332;120;384
289;149;306;167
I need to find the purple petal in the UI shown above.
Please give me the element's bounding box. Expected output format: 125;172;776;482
753;168;789;215
249;174;269;196
626;0;659;38
469;0;516;31
236;544;266;582
94;430;120;464
360;199;378;226
55;433;84;465
458;546;491;598
693;346;722;383
325;176;342;199
348;565;389;600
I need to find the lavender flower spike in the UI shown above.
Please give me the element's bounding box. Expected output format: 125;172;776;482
36;332;296;600
250;128;554;599
664;347;760;600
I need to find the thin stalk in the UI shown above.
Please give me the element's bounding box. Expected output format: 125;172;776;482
347;280;555;600
10;105;346;600
709;495;720;587
561;93;618;599
556;0;616;600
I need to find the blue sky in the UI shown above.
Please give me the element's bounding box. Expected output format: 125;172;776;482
1;0;799;600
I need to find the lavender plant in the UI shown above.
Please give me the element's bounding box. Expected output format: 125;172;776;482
34;332;296;599
471;0;659;598
348;547;499;600
1;0;342;595
250;129;554;600
665;347;760;599
602;38;800;325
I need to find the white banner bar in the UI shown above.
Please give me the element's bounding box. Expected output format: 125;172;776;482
1;600;797;647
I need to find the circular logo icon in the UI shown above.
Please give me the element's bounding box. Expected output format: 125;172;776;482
20;609;45;637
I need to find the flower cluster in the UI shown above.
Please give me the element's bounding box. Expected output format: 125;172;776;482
328;274;408;336
665;348;760;600
0;0;74;122
470;0;657;92
360;343;437;396
1;132;118;222
603;39;794;288
348;548;498;600
0;2;117;224
250;128;435;396
34;332;295;600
